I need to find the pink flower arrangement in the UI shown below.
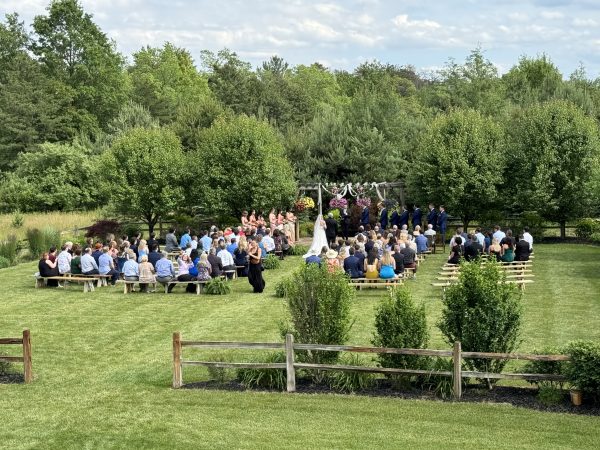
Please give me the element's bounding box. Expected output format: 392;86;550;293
329;197;348;209
356;197;371;208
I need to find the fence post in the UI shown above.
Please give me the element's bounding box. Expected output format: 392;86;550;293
22;329;32;384
173;332;182;389
285;334;296;392
453;341;462;400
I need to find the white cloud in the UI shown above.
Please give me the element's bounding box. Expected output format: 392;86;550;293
540;10;564;20
573;18;598;26
392;14;441;33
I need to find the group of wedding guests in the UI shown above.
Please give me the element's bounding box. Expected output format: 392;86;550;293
37;219;296;293
305;229;423;280
240;209;297;245
447;225;534;264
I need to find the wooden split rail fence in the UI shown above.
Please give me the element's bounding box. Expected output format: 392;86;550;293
0;329;33;383
172;333;568;399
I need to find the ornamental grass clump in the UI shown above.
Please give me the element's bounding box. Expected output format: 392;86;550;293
438;260;522;385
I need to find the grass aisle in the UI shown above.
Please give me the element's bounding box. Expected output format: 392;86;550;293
0;245;599;449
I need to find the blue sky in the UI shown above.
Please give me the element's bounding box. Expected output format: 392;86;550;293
3;0;600;77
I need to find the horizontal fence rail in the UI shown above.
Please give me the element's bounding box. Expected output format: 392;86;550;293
172;333;569;399
0;329;32;383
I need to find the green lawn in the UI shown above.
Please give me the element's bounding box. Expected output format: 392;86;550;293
1;244;599;449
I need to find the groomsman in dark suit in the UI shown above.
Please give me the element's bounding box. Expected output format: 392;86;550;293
399;206;409;229
412;205;422;230
341;207;350;240
361;206;370;227
437;205;448;244
380;204;388;230
427;203;438;231
390;206;399;228
325;213;338;246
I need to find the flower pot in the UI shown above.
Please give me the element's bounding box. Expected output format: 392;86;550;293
570;389;582;406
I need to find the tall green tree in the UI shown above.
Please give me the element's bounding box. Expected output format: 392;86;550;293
190;115;297;216
129;42;211;124
506;100;600;237
502;55;563;107
102;128;186;233
31;0;129;131
407;109;504;228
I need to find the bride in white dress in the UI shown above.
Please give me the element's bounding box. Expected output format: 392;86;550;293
303;214;329;258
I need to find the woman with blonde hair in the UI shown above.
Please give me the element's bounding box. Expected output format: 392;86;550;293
378;250;396;279
196;253;212;281
489;237;502;262
138;254;156;293
137;239;148;262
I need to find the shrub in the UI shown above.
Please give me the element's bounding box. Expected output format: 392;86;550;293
262;254;281;270
537;385;565;406
523;347;567;390
372;286;430;372
564;340;600;401
289;244;309;256
438;260;522;383
328;354;375;393
0;355;12;375
0;256;11;269
205;352;236;384
0;235;18;264
85;220;122;239
26;228;59;259
237;352;286;390
284;264;354;370
299;222;314;238
575;218;600;239
11;210;24;228
122;223;141;240
518;211;545;242
274;276;293;298
422;358;455;399
204;277;231;295
590;232;600;244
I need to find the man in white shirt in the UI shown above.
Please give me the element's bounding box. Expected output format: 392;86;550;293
217;243;236;278
474;227;485;248
492;225;506;242
523;227;534;250
262;229;276;253
57;242;73;275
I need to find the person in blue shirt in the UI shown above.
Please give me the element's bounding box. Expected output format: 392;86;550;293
227;237;238;254
188;249;200;277
200;230;212;255
179;228;191;249
305;250;321;266
98;247;119;285
122;251;140;282
415;233;428;254
155;252;176;292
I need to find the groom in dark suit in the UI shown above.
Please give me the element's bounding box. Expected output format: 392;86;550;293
325;213;338;246
361;206;370;227
380;204;388;230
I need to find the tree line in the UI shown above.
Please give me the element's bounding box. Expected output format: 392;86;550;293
1;0;599;236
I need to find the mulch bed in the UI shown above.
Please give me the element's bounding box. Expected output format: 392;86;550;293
184;379;599;416
0;372;24;384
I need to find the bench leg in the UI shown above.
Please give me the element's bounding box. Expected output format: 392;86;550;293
196;283;201;295
164;284;169;294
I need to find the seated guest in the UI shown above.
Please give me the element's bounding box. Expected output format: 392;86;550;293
200;230;212;255
190;235;199;250
401;242;417;273
70;248;82;275
305;249;321;266
137;239;149;262
378;250;396;279
501;230;516;263
227;237;238;255
364;249;379;279
392;245;405;275
122;251;140;283
57;242;73;275
188;249;200;278
92;243;103;265
488;237;502;261
523;226;534;250
39;252;60;287
177;253;197;293
155;252;176;292
217;243;236;279
343;247;363;279
147;233;160;252
196;253;212;281
354;245;366;269
262;229;276;254
148;244;162;267
256;235;268;259
99;246;119;285
515;234;531;261
415;232;428;254
81;247;99;275
164;228;179;253
138;254;155;293
234;241;249;277
48;246;58;263
208;248;223;278
464;235;483;262
325;249;341;273
448;236;464;265
179;227;192;249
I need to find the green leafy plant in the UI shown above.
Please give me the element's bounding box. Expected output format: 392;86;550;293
373;286;430;374
575;218;600;239
204;277;231;295
237;352;287;390
537;385;565;406
590;232;600;244
289;244;309;256
328;354;375;393
564;340;600;402
284;264;354;378
523;347;567;390
11;210;24;228
0;235;18;264
422;358;455;399
205;352;236;384
262;254;281;270
438;260;522;385
274;276;293;298
0;354;12;375
0;256;11;269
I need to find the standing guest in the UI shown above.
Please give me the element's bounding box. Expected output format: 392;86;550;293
81;247;99;275
138;255;156;293
70;248;82;275
379;250;396;279
412;205;422;230
341;207;350;240
325;213;338;246
217;243;236;279
379;203;388;231
234;241;249;277
448;237;464;265
343;247;363;279
57;242;73;275
437;205;448;245
122;251;140;283
523;227;534;250
427;204;438;231
99;247;119;285
464;235;484;262
399;206;409;229
179;228;191;250
515;235;532;261
361;205;370;227
148;244;162;267
390;207;400;228
164;228;179;253
474;227;486;248
208;248;223;278
155;252;176;292
39;252;60;286
247;240;265;293
147;233;160;252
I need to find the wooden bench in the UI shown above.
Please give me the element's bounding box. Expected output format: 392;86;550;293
117;280;158;294
163;276;226;295
34;274;109;292
349;277;403;290
223;270;237;280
